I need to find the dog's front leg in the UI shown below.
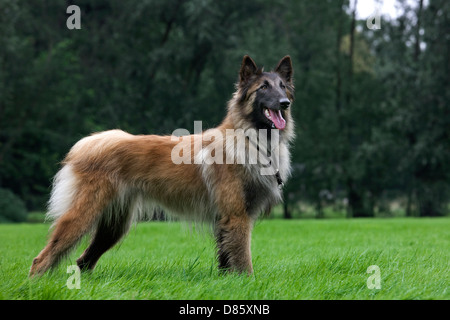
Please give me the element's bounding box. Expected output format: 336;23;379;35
214;213;254;275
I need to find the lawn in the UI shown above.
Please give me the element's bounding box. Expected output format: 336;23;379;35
0;218;448;300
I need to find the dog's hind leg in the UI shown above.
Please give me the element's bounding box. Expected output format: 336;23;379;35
76;205;133;271
29;180;113;277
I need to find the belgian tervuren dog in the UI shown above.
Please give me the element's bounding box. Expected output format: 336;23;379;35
29;55;294;276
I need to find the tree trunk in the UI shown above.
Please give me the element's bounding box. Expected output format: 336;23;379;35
347;178;370;218
283;199;292;219
345;0;357;108
406;186;415;216
414;0;424;63
316;199;324;219
334;0;344;113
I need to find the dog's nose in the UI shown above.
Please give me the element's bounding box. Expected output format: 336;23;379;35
280;98;290;110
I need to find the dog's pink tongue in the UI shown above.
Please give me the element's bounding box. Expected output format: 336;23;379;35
269;109;286;130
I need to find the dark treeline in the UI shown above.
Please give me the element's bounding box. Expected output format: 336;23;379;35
0;0;448;220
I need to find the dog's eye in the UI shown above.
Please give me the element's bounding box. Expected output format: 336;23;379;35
260;84;268;90
280;82;286;89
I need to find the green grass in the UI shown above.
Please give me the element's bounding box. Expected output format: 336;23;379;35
0;218;448;300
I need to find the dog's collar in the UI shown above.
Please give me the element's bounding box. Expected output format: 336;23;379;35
245;136;284;190
275;169;284;190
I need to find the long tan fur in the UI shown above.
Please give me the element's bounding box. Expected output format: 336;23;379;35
29;55;295;276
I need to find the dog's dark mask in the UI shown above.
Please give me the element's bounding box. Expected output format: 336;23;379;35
238;55;294;131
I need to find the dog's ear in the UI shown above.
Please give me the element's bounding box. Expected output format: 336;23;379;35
275;56;293;83
239;55;259;85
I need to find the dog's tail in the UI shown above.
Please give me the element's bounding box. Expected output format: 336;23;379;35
46;164;79;226
46;130;131;224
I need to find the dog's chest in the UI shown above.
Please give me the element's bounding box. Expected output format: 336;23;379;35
242;175;281;216
240;144;290;216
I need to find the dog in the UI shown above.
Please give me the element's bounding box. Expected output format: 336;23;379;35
29;55;295;276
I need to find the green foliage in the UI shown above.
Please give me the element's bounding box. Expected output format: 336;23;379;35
0;0;448;217
0;188;28;222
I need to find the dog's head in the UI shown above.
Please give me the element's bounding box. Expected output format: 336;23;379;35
236;55;294;132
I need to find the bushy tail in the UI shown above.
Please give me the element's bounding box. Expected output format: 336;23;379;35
46;164;79;225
